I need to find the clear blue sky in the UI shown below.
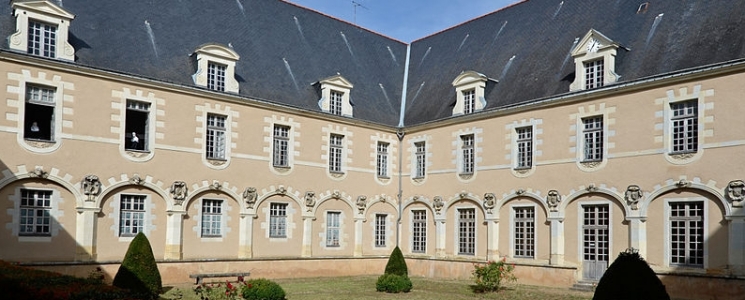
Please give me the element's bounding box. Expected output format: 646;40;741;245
285;0;521;42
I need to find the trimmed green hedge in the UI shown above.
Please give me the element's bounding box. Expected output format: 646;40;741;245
112;232;162;299
241;278;286;300
375;273;412;293
383;246;408;276
593;250;670;300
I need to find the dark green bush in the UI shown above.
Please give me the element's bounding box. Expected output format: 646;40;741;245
241;278;286;300
375;273;412;293
593;249;670;300
383;246;408;276
112;232;162;299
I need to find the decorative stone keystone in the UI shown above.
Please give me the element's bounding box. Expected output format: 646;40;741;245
516;189;525;195
675;179;690;188
276;186;287;195
130;174;144;185
30;167;48;178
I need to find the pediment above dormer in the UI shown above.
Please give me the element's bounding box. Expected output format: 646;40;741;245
452;70;488;87
320;74;354;90
571;29;618;57
12;0;74;20
194;43;240;61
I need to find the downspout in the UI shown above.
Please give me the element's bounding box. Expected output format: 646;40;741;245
396;44;411;246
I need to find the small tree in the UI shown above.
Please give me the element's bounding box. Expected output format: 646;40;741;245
376;246;412;293
593;249;670;300
113;232;162;299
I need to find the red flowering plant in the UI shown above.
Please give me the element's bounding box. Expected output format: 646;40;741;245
193;277;245;300
472;257;517;293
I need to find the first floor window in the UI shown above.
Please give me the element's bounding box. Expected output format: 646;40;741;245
201;199;222;237
125;100;150;151
206;114;226;159
24;84;56;142
516;126;533;169
414;142;426;178
461;134;474;174
19;189;52;236
412;210;427;253
28;20;56;58
670;201;704;267
120;194;145;237
329;134;344;173
326;212;340;247
670;100;698;153
582;116;603;161
270;203;287;238
375;214;387;247
207;62;226;91
458;208;476;255
273;125;290;167
376;142;389;178
514;207;535;258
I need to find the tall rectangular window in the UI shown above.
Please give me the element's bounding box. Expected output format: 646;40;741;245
516;127;533;169
584;59;604;89
414;142;426;178
582;116;603;161
670;101;698;153
326;212;340;247
458;208;476;255
119;194;145;237
125;100;150;151
19;189;52;236
24;84;56;141
330;91;343;115
375;214;387;247
28;20;56;58
201;199;222;237
461;134;474;174
329;134;344;173
207;62;226;92
269;203;287;238
206;114;226;160
463;89;475;114
412;210;427;253
273;125;290;167
514;207;535;258
670;201;704;267
376;142;389;178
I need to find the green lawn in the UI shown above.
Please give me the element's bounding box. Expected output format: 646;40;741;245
162;276;593;300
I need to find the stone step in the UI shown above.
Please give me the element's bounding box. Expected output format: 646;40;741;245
570;281;597;292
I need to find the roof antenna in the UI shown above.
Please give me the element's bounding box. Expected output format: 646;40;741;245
351;0;368;25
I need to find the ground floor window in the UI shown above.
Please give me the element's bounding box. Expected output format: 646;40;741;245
412;210;427;253
19;189;52;236
670;201;704;267
458;208;476;255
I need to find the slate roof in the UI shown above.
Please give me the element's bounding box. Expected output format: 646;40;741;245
0;0;407;126
404;0;745;125
3;1;745;127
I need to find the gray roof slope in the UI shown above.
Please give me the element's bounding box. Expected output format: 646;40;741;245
0;0;407;126
404;0;745;125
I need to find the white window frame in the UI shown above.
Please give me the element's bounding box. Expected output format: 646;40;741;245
574;200;614;268
329;134;344;173
19;188;53;237
207;62;227;92
457;208;476;256
319;75;354;117
273;125;290;167
515;126;533;169
582;116;604;162
269;203;288;238
584;59;605;89
414;141;426;179
451;71;487;116
375;214;387;247
205;114;227;160
192;43;240;93
125;100;151;152
512;205;536;259
119;194;146;237
8;1;75;61
670;100;698;154
326;211;341;247
24;84;56;142
27;20;57;58
463;89;475;114
411;210;427;253
201;199;223;237
665;198;707;268
569;30;619;91
376;142;389;178
330;90;343;116
461;134;474;175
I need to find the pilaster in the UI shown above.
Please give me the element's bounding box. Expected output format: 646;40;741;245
302;216;314;257
435;220;446;258
628;216;647;258
354;217;364;257
75;207;100;261
486;218;499;261
549;217;565;265
239;214;255;258
164;210;186;260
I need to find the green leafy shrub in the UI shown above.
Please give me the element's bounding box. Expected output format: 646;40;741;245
195;280;242;300
383;246;408;276
112;232;162;299
375;273;412;293
593;249;670;300
472;258;517;293
241;278;286;300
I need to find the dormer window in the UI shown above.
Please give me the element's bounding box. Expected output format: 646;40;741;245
8;0;75;61
570;29;620;91
452;71;489;116
318;75;354;117
192;44;240;93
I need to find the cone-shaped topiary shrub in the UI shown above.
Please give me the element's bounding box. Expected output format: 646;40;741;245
376;246;412;293
113;232;162;299
241;278;286;300
593;249;670;300
383;246;408;276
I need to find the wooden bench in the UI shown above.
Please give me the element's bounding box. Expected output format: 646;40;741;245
189;272;251;285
